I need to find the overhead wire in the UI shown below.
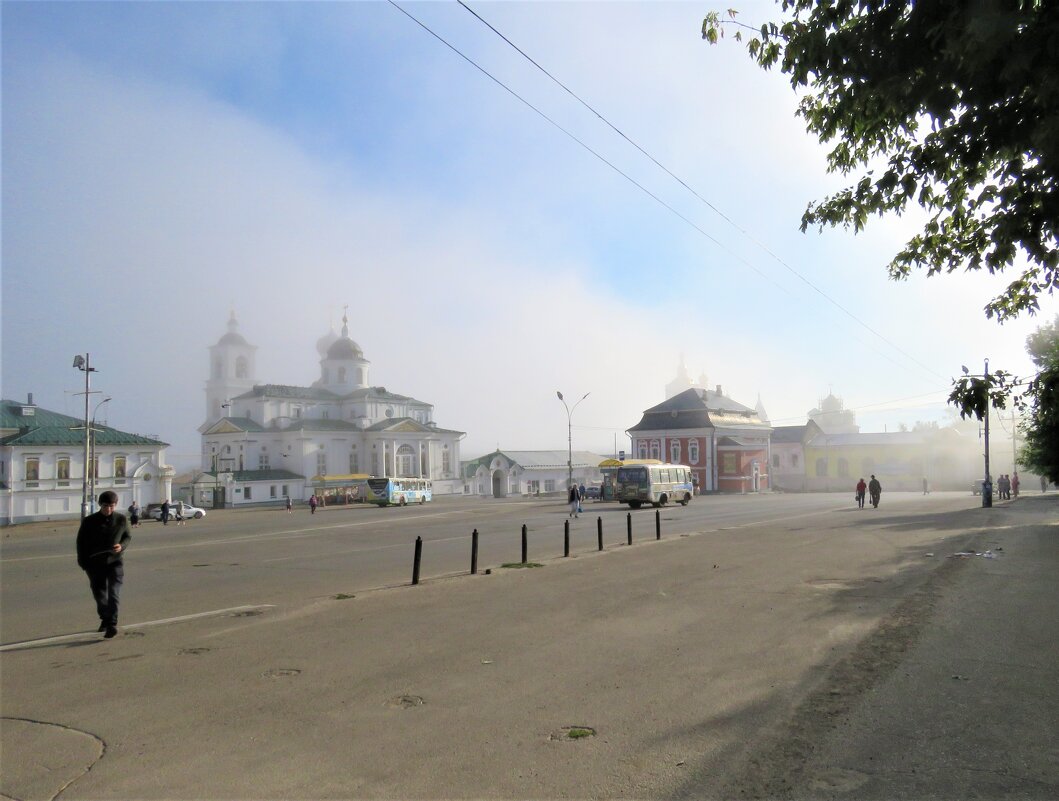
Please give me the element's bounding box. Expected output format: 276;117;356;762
452;0;947;384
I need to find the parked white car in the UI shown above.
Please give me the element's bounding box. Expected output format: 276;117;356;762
148;503;207;520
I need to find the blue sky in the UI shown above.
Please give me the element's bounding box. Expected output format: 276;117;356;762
3;1;1054;469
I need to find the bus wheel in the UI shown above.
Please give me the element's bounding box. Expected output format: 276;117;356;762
420;496;425;504
658;494;668;507
680;494;690;506
400;497;407;507
628;501;642;510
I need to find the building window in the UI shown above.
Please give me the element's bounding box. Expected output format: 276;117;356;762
214;359;223;378
294;407;302;418
114;456;126;478
815;458;828;477
317;452;327;477
650;441;660;460
244;486;252;500
57;458;71;480
236;356;248;378
837;457;850;478
442;447;451;475
349;451;359;473
91;457;99;479
259;452;270;469
322;410;330;419
689;441;699;464
670;441;681;463
282;484;289;496
25;458;40;481
338;367;347;383
722;453;737;474
772;454;780;468
792;454;799;468
270;485;277;498
638;442;648;459
544;480;556;493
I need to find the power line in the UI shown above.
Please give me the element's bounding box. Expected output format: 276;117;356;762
449;1;947;383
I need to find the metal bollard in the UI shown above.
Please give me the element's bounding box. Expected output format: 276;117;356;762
656;509;661;540
471;528;479;575
627;512;632;545
412;535;422;585
597;516;603;551
564;519;570;557
522;523;528;564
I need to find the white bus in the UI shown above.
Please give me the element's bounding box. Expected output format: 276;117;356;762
365;477;433;506
615;463;694;509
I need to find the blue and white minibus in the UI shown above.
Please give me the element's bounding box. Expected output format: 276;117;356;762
365;477;433;506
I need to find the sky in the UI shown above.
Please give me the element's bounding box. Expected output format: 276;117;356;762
3;1;1055;470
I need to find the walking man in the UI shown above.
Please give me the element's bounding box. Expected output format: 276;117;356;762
160;498;170;526
568;482;582;518
868;475;882;508
76;490;131;639
855;477;867;509
309;494;318;515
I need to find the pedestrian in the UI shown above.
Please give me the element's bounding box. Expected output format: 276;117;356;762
922;477;929;495
855;477;867;509
286;496;293;514
76;490;131;639
568;483;581;518
1011;472;1020;498
868;475;882;508
160;499;170;526
175;500;186;526
309;494;318;515
128;501;141;528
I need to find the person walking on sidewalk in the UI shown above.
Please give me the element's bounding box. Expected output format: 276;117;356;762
868;475;882;508
855;478;867;509
309;494;318;514
76;490;131;639
286;496;293;514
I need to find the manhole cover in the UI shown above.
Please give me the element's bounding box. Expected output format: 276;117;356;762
263;668;301;679
387;695;424;709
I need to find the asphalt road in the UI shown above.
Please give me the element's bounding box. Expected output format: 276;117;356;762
2;491;1054;799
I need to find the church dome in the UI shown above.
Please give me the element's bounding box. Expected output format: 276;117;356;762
215;310;251;348
324;310;364;360
327;337;363;360
316;326;340;357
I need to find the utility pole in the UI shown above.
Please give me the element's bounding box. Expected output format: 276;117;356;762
983;357;992;508
72;354;99;519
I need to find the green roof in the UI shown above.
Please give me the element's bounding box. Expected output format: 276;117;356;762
202;469;305;482
0;399;167;447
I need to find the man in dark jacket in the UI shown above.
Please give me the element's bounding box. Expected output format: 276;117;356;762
76;490;131;638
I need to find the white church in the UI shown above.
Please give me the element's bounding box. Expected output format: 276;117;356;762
194;312;465;507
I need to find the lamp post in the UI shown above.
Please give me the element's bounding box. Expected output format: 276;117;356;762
88;397;112;513
72;354;99;519
557;390;589;491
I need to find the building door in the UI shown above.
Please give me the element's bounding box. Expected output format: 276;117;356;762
491;470;505;498
213;487;226;509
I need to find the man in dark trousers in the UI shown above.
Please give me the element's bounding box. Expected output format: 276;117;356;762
76;490;131;638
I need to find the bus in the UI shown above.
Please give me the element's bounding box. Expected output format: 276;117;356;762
365;477;433;506
615;463;693;509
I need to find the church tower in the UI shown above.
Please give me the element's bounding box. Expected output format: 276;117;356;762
205;311;257;425
317;310;370;394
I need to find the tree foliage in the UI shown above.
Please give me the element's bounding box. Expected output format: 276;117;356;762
1018;315;1059;482
703;1;1059;321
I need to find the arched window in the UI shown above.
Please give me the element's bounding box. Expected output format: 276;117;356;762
235;356;248;379
689;440;699;465
338;367;347;383
650;441;660;460
772;454;780;468
815;457;828;477
837;457;850;478
214;359;223;378
670;441;681;463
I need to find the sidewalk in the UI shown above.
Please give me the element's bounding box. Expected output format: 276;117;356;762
717;494;1059;799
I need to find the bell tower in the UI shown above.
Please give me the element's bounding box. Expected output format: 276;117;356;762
204;311;257;426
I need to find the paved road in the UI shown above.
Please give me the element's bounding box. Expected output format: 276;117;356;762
1;492;931;647
1;491;1054;799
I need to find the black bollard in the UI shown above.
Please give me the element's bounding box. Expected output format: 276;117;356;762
656;509;661;540
627;512;632;545
597;516;603;551
564;519;570;557
522;523;528;564
412;535;422;585
471;528;479;575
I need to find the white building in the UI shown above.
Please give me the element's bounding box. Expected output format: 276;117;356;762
197;312;465;506
462;450;609;498
1;394;172;525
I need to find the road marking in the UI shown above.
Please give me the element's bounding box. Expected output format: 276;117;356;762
0;604;276;651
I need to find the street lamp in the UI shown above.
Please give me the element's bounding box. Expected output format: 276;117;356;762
88;397;112;513
72;354;99;519
557;390;590;491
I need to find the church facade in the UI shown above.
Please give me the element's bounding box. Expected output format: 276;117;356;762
197;313;465;506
